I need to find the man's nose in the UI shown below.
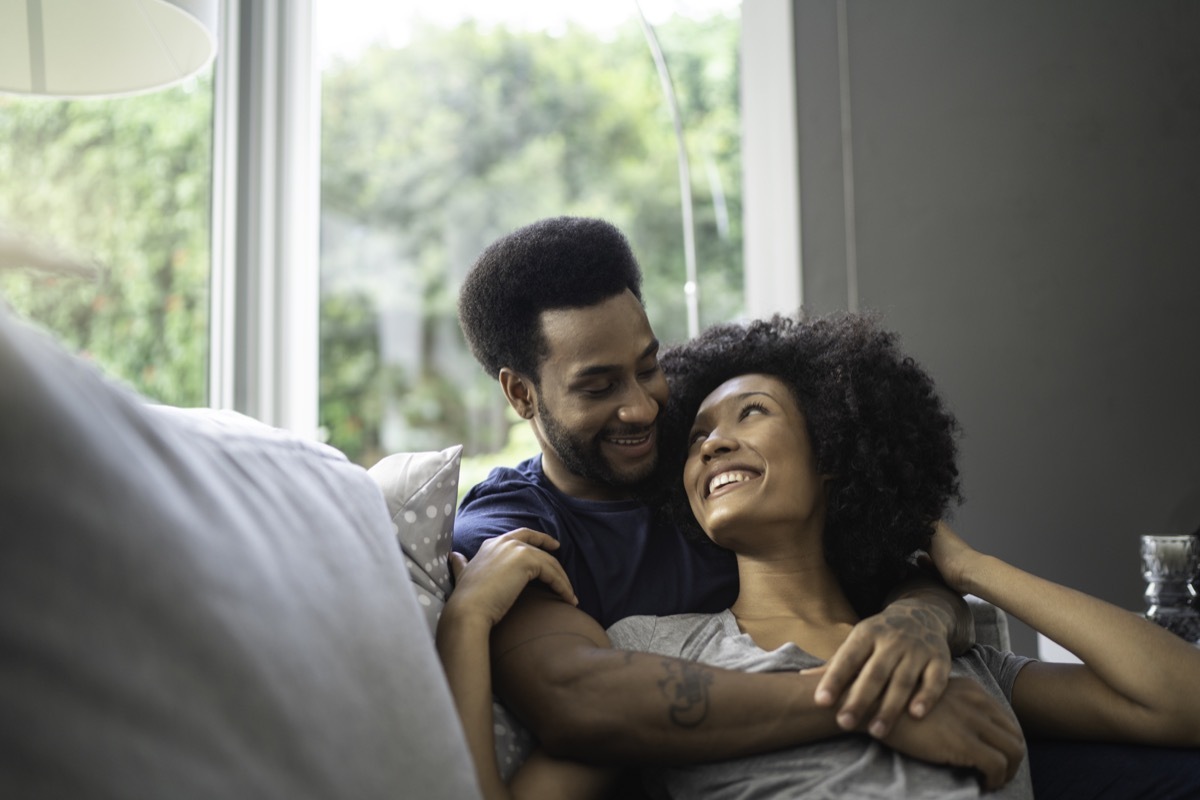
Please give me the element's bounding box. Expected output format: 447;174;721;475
617;384;659;425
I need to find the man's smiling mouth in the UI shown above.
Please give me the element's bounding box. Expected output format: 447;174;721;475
606;430;653;446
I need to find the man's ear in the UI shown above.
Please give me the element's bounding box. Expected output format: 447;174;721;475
499;367;536;420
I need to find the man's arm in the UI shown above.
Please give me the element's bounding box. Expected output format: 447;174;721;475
888;564;976;654
490;586;1023;788
815;565;974;738
437;531;616;800
491;589;835;762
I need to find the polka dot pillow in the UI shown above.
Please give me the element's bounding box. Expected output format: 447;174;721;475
368;446;462;631
367;445;533;779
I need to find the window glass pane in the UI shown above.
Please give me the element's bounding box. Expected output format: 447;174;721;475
317;1;741;482
0;75;215;407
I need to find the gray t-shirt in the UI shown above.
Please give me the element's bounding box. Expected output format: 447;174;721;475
607;610;1034;800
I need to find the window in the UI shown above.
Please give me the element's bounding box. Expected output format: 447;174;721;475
0;75;215;407
1;0;794;486
316;0;743;484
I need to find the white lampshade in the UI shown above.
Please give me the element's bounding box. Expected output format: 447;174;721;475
0;0;217;98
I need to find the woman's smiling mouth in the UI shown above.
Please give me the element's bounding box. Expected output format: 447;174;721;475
707;469;760;498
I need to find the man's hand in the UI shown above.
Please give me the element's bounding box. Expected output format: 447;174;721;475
813;597;955;737
882;677;1026;792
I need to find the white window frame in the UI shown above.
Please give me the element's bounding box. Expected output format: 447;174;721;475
209;0;319;437
741;0;802;318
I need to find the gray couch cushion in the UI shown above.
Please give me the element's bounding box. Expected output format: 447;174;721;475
0;310;481;799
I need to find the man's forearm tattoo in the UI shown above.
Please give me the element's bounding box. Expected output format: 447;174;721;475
882;604;948;649
657;659;713;728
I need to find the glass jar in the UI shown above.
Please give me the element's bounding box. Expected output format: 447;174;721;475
1140;534;1200;643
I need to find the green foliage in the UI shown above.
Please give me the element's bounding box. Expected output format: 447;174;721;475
319;291;386;464
457;411;541;505
0;10;743;470
0;78;213;406
320;11;744;466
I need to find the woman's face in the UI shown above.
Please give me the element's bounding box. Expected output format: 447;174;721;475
684;373;826;551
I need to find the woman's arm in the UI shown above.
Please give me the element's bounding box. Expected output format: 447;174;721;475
929;522;1200;745
434;530;614;800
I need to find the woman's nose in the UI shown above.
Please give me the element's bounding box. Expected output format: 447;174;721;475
700;430;736;460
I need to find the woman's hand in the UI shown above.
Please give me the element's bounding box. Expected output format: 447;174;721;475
445;528;578;629
926;521;980;595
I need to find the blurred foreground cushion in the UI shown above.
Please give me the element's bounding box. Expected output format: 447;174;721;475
0;309;481;800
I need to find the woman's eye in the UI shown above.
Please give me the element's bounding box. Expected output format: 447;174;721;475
688;430;708;445
739;401;769;420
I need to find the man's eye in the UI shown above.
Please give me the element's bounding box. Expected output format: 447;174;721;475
637;364;661;380
581;384;615;397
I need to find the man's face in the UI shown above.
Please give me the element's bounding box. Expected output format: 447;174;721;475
530;289;669;501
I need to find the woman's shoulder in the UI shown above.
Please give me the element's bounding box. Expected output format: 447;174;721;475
953;644;1034;704
606;611;730;656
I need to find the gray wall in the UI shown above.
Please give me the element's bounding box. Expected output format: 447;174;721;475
790;0;1200;655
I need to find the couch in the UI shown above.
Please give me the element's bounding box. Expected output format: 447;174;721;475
0;302;1025;798
0;306;484;798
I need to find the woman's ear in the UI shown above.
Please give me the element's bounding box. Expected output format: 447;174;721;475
499;367;536;420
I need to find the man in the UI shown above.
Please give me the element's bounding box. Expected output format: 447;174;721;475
450;216;1026;787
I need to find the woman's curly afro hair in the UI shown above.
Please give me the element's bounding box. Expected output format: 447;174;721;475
659;313;962;617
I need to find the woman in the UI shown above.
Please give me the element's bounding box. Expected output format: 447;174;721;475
439;313;1200;799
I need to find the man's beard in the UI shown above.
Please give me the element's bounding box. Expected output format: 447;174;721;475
537;396;658;491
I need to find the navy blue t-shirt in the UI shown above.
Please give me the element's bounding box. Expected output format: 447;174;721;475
454;455;738;628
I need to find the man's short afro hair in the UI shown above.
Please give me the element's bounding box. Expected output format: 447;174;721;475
457;216;644;381
659;313;962;617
